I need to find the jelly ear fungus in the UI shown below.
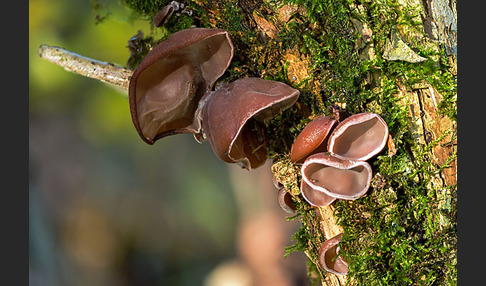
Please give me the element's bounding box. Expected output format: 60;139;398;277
129;28;301;170
328;112;389;161
152;2;180;27
294;112;388;204
196;77;300;170
301;153;372;200
300;179;336;207
290;115;337;164
277;187;298;213
318;233;349;275
128;28;234;144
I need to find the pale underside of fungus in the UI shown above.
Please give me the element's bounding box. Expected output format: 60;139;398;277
328;112;389;161
301;153;372;201
300;179;336;207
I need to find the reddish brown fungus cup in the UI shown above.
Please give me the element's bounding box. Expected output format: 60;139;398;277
290;115;337;164
277;188;298;213
328;112;389;161
300;179;336;207
197;77;300;170
318;233;349;275
301;153;372;200
129;28;234;144
152;2;178;27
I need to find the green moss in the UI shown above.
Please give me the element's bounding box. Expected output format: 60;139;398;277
121;0;168;18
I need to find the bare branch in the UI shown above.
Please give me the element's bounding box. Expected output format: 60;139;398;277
38;44;133;90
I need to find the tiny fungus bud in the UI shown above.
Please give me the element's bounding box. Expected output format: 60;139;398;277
318;233;349;275
129;28;234;144
301;153;372;200
300;179;336;207
272;175;284;190
198;77;300;170
277;187;298;213
290;115;337;164
153;3;179;27
328;112;389;161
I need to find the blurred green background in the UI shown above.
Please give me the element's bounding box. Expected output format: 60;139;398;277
29;0;308;285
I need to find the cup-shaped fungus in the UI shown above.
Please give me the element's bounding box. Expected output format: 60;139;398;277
328;112;388;161
318;233;349;275
272;175;284;190
301;153;372;200
290;115;337;164
129;28;234;144
197;77;300;170
300;179;336;207
152;2;179;27
277;187;298;213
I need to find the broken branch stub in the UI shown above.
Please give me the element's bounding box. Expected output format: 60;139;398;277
38;44;132;90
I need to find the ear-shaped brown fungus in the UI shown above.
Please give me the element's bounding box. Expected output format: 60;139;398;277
153;2;180;27
277;187;298;213
328;113;388;161
300;179;336;207
301;153;372;200
197;77;300;170
318;233;349;275
290;115;337;164
129;28;234;144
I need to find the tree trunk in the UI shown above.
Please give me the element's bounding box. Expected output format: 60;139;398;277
232;0;457;285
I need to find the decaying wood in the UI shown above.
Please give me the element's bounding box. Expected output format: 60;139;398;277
397;82;457;186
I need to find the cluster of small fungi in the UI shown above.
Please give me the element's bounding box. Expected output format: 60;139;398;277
129;9;389;278
275;109;389;275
